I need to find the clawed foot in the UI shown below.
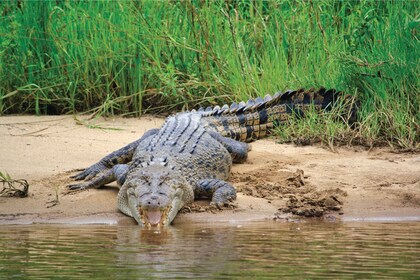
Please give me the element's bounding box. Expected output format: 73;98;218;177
67;182;91;190
70;163;107;181
68;166;115;191
68;169;99;190
210;198;237;210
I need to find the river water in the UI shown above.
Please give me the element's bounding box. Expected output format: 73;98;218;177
0;221;419;279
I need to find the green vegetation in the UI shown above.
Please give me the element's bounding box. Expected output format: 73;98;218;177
0;1;418;148
0;171;29;197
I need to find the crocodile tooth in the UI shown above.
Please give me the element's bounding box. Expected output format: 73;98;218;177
198;107;204;112
191;109;196;113
205;106;212;112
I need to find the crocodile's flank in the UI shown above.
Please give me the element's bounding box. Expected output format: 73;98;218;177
68;88;354;227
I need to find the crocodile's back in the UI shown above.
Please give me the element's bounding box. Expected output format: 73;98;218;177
132;113;232;186
200;88;353;142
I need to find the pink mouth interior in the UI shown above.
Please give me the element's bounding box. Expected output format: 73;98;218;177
146;210;162;225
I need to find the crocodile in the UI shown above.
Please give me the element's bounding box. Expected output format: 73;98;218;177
68;88;353;227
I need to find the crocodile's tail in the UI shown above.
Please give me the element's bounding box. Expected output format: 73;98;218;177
198;88;356;142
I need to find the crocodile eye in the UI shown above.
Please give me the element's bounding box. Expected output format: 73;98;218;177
139;175;150;184
139;192;150;198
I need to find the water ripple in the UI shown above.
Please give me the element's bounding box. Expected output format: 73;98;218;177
0;222;419;279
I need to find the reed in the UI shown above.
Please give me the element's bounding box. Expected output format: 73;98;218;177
0;0;418;148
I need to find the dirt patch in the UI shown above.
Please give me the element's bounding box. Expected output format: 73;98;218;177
180;200;238;214
232;163;306;200
231;163;346;217
279;188;346;217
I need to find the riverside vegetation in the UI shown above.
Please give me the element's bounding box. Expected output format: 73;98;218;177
0;1;418;149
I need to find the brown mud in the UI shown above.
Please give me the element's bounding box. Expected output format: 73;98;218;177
0;115;419;225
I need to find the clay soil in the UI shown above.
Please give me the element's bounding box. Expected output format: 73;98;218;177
0;115;419;225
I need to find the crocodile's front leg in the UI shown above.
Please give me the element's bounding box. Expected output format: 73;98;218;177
71;128;159;181
68;164;129;190
195;179;237;208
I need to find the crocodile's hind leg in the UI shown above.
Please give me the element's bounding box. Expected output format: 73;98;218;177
71;128;159;181
68;164;129;190
195;179;237;208
208;131;249;163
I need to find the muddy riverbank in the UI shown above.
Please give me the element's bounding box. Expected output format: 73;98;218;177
0;115;419;225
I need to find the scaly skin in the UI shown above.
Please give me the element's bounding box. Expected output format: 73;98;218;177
68;88;354;226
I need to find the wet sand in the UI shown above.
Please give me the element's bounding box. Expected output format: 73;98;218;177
0;115;419;225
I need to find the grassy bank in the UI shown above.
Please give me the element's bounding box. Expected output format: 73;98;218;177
0;1;418;148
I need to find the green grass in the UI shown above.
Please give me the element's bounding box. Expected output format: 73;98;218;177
0;0;418;148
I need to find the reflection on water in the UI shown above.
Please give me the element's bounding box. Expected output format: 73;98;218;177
0;221;419;279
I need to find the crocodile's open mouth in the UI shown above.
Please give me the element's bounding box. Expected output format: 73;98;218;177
139;207;170;227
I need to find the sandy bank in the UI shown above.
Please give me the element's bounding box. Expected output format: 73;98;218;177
0;115;419;225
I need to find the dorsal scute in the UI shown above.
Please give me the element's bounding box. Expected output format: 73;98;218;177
264;91;282;107
236;101;246;113
229;102;238;113
220;104;229;114
278;89;297;102
263;94;272;102
212;105;221;114
245;98;255;109
249;96;265;110
195;88;340;118
255;96;264;104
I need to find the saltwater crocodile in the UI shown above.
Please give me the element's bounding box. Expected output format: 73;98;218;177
68;88;352;227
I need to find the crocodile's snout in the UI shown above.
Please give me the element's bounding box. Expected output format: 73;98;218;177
145;194;162;207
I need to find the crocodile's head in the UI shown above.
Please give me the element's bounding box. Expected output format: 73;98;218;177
123;165;193;227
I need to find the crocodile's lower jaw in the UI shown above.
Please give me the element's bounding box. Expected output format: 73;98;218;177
139;207;170;227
